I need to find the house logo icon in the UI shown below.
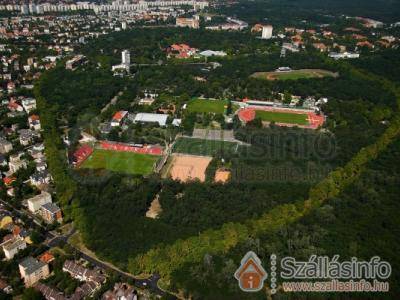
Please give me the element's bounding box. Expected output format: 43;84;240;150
234;251;268;292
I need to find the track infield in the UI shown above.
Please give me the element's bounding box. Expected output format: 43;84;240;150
255;110;309;125
251;69;337;81
80;149;159;175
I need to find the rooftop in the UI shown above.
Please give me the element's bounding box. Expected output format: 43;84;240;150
134;113;168;126
41;202;60;214
19;257;46;275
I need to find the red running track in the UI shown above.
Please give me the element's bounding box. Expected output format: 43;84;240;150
237;107;324;129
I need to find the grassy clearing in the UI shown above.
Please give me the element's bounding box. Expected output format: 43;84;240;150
81;149;159;175
173;137;240;156
186;98;238;114
252;69;337;81
255;110;309;125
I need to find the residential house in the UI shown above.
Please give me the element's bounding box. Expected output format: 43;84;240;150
0;138;12;154
1;236;27;260
8;155;27;174
21;98;36;113
102;283;138;300
27;191;52;213
30;170;52;187
28;114;41;131
18;128;34;146
7;81;15;93
63;260;106;285
38;252;55;264
36;161;47;172
0;279;12;294
166;44;198;59
110;111;128;127
0;212;12;229
0;155;7;167
34;282;65;300
19;257;50;287
176;17;199;29
39;202;62;224
8;99;23;112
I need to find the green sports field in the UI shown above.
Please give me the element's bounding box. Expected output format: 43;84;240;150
251;69;337;81
186;98;238;114
173;137;241;156
80;149;159;175
255;110;309;125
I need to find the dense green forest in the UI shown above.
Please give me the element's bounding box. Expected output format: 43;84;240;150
71;177;310;267
34;24;400;299
37;66;125;126
167;136;400;299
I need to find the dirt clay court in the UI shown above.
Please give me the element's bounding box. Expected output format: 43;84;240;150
169;154;212;182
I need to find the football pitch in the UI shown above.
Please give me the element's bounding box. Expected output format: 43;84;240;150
173;137;241;156
186;98;238;114
80;149;159;175
255;110;309;125
251;69;337;81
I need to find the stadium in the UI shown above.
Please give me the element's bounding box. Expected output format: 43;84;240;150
73;141;164;175
237;106;325;129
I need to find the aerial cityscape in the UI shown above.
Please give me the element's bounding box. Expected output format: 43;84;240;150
0;0;399;299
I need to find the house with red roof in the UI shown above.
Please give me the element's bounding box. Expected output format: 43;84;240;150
110;111;128;127
28;115;41;131
166;44;198;59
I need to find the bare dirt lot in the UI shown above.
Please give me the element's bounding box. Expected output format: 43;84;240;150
169;154;212;182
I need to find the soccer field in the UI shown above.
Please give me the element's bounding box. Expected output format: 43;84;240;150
251;69;337;81
255;110;309;125
173;137;241;156
80;149;159;175
186;98;238;114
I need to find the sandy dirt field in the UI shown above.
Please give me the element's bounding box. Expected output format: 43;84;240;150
169;154;212;182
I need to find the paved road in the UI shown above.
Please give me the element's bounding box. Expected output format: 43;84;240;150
0;199;167;297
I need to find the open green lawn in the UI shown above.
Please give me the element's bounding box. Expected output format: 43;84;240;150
173;137;241;156
255;110;309;125
251;69;337;81
271;71;317;80
81;149;159;175
186;98;238;114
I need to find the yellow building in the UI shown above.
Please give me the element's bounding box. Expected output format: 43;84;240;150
0;214;12;229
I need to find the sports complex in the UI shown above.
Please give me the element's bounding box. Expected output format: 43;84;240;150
74;141;164;175
251;69;338;81
73;97;325;180
237;106;325;129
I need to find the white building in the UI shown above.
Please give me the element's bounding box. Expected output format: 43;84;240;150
0;139;12;154
199;50;227;57
122;50;130;67
27;192;52;213
328;52;360;59
19;257;50;287
2;237;27;260
134;113;168;127
261;25;273;39
21;98;37;113
112;50;130;73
